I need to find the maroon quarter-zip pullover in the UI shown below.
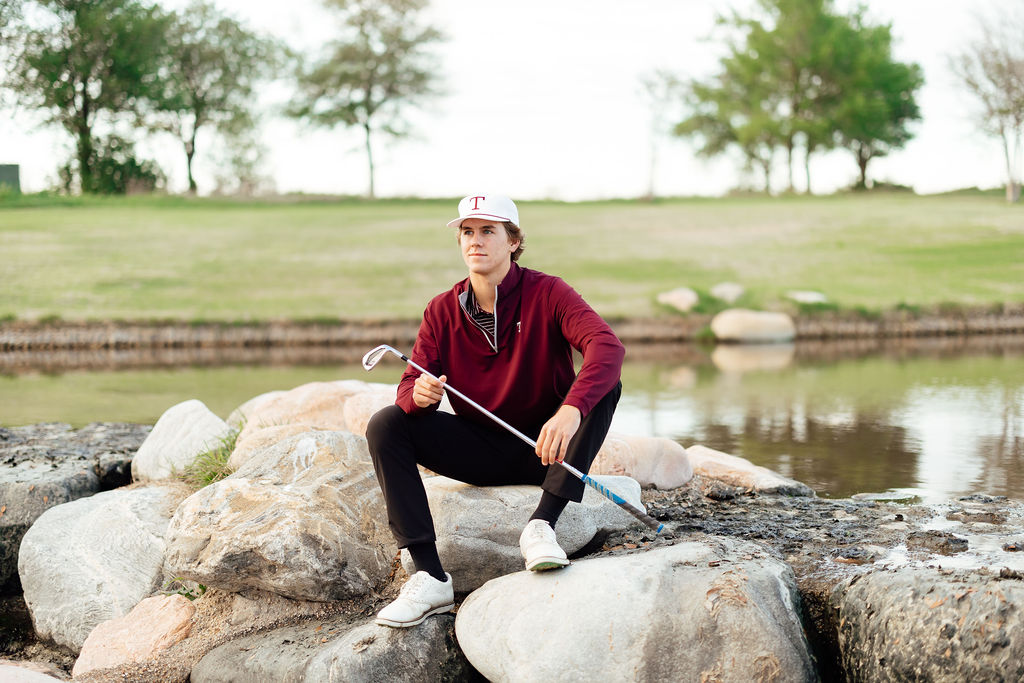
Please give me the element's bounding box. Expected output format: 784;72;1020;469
395;263;624;435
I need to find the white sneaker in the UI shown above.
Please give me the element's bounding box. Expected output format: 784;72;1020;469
375;571;454;628
519;519;570;571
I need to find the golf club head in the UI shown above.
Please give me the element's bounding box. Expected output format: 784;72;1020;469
361;344;399;372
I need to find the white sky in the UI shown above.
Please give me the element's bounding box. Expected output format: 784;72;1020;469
0;0;1005;198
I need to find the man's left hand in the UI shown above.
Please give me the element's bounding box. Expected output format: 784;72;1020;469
536;405;582;466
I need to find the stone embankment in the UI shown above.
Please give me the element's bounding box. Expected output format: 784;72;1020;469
3;304;1024;354
4;379;1024;681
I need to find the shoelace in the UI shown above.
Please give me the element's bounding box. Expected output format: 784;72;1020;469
525;522;555;543
399;573;433;600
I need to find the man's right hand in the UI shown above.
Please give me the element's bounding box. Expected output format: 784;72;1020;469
412;372;447;408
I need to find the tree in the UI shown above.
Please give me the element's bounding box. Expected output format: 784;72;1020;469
288;0;443;198
5;0;171;193
149;1;282;194
0;0;25;106
674;0;922;193
831;13;923;190
951;10;1024;203
675;71;782;193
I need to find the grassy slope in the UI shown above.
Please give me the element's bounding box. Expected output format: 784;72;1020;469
1;194;1021;321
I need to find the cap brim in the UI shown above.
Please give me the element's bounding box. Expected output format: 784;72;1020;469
446;212;515;228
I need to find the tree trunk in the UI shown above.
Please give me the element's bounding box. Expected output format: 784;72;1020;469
77;129;94;194
804;148;812;195
856;144;870;190
77;87;93;194
1001;128;1021;203
759;159;772;194
364;122;375;199
185;136;197;195
786;138;795;192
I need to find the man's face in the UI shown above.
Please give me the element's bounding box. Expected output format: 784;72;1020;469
458;218;519;278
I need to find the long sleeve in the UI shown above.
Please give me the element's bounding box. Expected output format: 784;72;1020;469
551;279;625;418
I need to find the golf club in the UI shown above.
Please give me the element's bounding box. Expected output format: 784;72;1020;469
361;344;664;533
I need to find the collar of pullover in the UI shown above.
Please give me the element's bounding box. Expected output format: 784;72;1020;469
460;261;524;306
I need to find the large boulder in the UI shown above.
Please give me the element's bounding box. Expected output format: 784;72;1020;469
18;484;187;651
234;381;373;445
73;595;195;678
342;386;397;438
0;423;147;585
831;567;1024;682
132;400;230;482
226;390;284;429
711;308;796;343
456;539;816;682
686;444;815;496
591;432;693;489
400;475;644;593
164;431;395;602
191;615;470;682
227;423;312;470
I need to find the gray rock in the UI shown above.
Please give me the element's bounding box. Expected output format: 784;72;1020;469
401;475;644;593
164;431;395;602
17;484;185;651
686;444;815;496
831;567;1024;682
191;615;470;683
132;400;231;481
456;539;816;682
0;423;149;586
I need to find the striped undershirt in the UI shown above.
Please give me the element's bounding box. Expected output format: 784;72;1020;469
466;286;496;339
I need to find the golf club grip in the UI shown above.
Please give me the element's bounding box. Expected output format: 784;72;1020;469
580;473;664;533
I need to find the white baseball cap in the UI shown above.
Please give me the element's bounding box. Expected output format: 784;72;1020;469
446;194;519;228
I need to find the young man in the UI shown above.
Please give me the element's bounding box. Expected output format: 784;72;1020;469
366;194;624;628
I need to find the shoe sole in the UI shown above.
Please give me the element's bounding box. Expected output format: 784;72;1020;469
526;557;570;571
375;602;455;628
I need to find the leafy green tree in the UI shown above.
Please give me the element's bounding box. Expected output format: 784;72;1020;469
5;0;171;193
675;72;782;192
951;11;1024;203
675;0;922;194
832;13;923;190
288;0;443;198
0;0;25;106
149;1;283;194
728;0;842;192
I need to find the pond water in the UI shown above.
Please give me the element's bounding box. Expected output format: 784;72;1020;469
2;337;1022;501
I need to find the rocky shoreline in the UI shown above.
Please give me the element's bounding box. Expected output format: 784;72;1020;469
4;385;1024;681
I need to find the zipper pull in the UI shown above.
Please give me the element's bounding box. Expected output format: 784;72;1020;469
517;321;521;334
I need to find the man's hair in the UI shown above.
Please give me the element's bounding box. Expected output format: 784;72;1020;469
504;222;526;262
455;221;526;262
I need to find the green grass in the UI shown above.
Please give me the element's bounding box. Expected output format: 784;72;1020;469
177;426;240;489
1;193;1021;322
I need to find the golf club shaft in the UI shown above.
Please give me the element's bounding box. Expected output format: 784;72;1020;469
391;349;664;533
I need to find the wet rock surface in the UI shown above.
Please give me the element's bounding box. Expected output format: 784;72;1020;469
608;479;1024;681
0;423;149;587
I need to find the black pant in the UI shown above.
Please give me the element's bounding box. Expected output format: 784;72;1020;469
365;382;622;548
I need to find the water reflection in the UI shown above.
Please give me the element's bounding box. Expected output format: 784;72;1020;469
2;336;1023;501
613;338;1024;500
